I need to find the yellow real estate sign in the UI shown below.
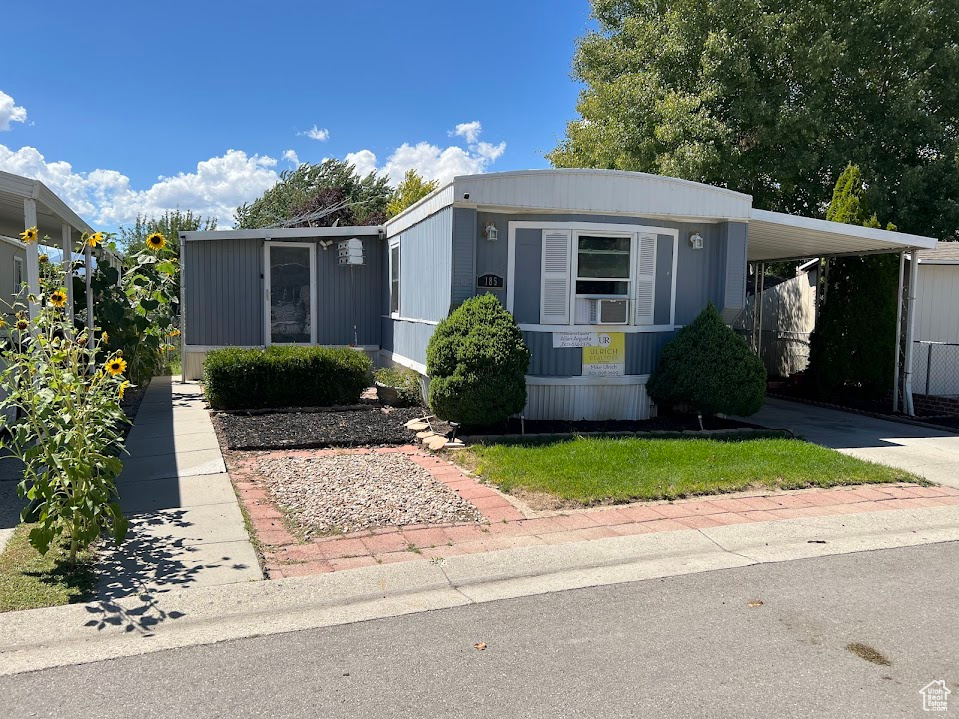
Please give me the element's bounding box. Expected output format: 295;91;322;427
582;332;625;377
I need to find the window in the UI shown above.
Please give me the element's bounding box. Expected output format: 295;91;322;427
575;235;631;297
389;243;400;315
13;257;24;294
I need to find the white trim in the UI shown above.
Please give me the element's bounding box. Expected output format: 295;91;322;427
0;234;26;250
466;204;745;224
379;350;427;375
525;374;650;386
181;227;384;242
388;239;401;318
507;221;679;327
918;259;959;265
383;182;456;236
517;323;676;334
382;315;440;326
264;241;317;346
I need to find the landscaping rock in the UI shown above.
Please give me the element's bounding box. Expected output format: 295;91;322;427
215;407;424;450
256;453;485;536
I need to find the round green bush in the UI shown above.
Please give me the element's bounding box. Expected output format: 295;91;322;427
648;303;767;417
426;294;531;426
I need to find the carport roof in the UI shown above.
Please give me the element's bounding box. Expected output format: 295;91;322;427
748;208;938;262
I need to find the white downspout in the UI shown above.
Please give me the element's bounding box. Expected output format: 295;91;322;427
903;252;920;416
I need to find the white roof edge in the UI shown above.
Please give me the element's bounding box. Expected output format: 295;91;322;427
383;180;455;228
750;208;939;249
917;258;959;265
453;168;753;202
0;170;94;234
181;226;385;241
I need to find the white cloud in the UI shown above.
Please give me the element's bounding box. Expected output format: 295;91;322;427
347;122;506;185
0;91;28;131
282;149;300;167
451;121;482;144
0;144;280;228
300;125;330;141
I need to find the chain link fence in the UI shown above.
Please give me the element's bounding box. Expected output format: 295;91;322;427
913;341;959;397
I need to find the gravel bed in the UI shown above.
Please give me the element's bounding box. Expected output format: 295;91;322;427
215;407;425;450
257;453;485;536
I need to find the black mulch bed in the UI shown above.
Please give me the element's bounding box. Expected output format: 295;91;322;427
215;406;426;450
457;413;761;438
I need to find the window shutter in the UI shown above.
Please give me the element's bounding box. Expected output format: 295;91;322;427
634;233;657;325
540;229;572;324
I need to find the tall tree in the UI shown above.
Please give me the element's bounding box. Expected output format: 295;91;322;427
806;165;899;398
549;0;959;239
118;209;217;257
387;170;439;218
234;159;391;228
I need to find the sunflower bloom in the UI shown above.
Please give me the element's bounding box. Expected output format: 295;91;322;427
168;328;181;337
16;319;28;331
39;254;49;264
105;356;127;376
87;232;104;248
48;288;68;308
19;227;38;244
0;317;6;329
101;330;109;343
118;380;131;400
145;232;167;251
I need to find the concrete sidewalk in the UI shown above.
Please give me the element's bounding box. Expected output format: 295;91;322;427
750;397;959;489
1;504;957;676
96;376;261;598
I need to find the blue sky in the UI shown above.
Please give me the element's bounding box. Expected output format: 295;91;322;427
0;1;592;230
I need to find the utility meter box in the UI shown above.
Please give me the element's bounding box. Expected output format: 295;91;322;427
337;237;365;266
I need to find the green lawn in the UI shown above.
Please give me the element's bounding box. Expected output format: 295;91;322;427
461;436;922;506
0;524;97;613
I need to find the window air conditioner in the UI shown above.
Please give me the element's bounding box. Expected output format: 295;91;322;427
587;299;629;325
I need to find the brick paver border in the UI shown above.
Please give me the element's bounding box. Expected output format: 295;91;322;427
225;446;959;579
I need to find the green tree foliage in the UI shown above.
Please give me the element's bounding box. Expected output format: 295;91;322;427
387;170;439;218
235;159;391;228
118;209;216;257
549;0;959;239
806;165;899;398
648;303;767;418
426;294;531;427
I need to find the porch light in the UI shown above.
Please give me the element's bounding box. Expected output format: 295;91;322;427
689;232;704;250
484;223;498;241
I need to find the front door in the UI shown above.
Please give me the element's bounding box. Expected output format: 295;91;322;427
265;242;316;345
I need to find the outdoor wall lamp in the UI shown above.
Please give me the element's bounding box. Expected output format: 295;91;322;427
484;223;499;241
689;232;704;250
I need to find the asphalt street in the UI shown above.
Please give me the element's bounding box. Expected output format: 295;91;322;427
3;542;957;718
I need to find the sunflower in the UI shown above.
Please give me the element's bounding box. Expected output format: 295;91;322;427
48;288;68;308
19;226;38;244
168;328;181;337
0;317;6;329
105;356;127;376
87;232;104;248
118;380;131;400
39;254;49;264
145;232;167;251
16;318;29;331
101;330;109;343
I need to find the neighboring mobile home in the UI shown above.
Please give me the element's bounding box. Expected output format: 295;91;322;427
180;169;939;419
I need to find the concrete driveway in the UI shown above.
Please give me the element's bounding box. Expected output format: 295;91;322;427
749;398;959;489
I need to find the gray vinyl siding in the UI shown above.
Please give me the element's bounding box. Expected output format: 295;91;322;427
184;238;263;346
384;319;435;367
393;207;454;322
513;228;541;323
450;207;476;306
184;234;382;348
0;242;25;321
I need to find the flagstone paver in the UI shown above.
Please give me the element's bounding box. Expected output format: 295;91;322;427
226;445;959;579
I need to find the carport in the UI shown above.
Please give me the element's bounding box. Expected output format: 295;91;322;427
745;208;939;416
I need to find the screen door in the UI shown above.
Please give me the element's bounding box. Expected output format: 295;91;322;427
265;242;315;344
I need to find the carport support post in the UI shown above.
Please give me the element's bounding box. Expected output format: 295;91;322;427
85;243;94;354
61;223;74;327
893;252;905;413
902;252;920;416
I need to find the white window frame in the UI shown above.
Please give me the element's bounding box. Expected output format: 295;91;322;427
264;241;317;346
571;229;636;301
12;256;24;295
389;240;401;318
506;221;679;332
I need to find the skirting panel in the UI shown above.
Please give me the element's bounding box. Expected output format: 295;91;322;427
523;377;652;421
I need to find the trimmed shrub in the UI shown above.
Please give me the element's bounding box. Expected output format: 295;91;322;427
203;346;372;410
648;303;767;417
426;294;531;426
373;366;423;407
